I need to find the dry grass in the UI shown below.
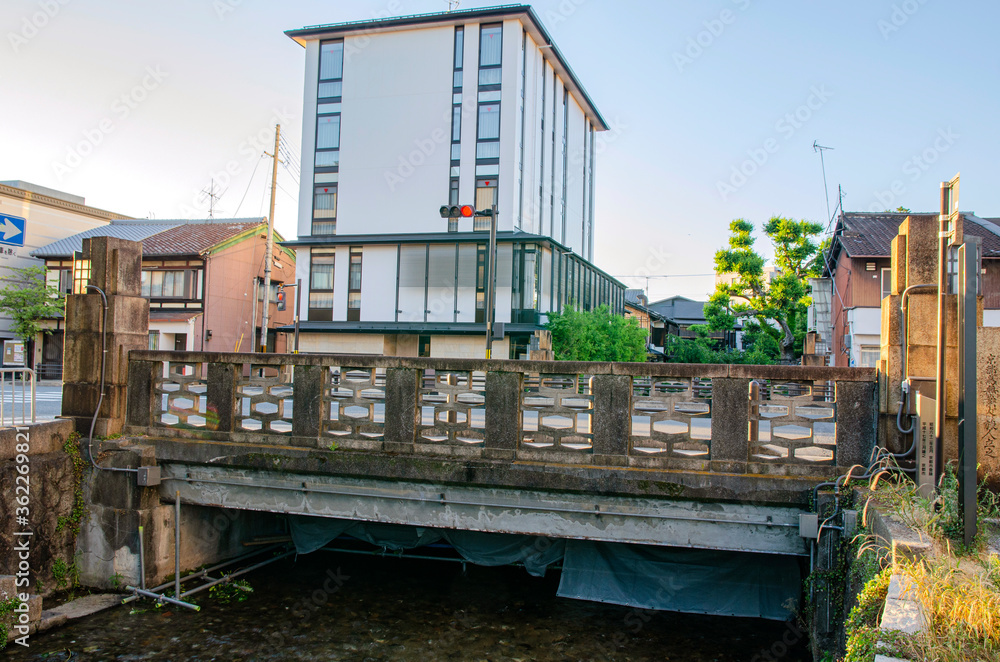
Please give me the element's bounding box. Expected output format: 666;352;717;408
899;554;1000;661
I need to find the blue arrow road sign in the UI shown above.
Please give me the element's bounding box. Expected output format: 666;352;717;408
0;214;25;247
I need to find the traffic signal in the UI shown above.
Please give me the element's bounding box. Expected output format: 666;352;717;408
439;204;476;219
276;285;286;311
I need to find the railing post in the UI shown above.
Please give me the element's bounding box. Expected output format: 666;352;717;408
126;359;157;429
292;364;322;441
834;380;877;467
710;377;751;473
484;370;521;460
592;374;631;466
206;362;238;433
384;367;417;450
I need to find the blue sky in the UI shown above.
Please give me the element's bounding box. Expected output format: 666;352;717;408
2;0;997;300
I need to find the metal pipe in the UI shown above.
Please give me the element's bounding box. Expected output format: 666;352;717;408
897;283;937;435
179;550;295;600
122;543;287;603
138;524;146;591
161;475;798;529
125;586;201;611
175;491;181;600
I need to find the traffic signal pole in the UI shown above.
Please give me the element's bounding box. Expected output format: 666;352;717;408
438;202;498;360
485;203;498;360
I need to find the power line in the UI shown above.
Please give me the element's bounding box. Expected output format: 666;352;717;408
233;154;265;218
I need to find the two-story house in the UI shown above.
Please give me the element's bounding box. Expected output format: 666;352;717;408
282;5;625;359
821;211;1000;367
31;218;295;377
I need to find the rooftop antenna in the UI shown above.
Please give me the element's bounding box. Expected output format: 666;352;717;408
813;141;834;226
445;0;460;11
200;178;225;219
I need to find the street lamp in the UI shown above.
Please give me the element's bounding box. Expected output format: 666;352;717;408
440;202;499;358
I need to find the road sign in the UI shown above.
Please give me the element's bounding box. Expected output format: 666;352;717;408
0;214;25;247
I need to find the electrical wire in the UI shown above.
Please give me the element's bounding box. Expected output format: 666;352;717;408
233;154;266;218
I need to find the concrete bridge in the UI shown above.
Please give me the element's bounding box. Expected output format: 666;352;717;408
116;352;875;558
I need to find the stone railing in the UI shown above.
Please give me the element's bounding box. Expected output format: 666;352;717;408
126;352;876;476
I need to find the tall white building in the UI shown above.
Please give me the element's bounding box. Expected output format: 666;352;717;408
284;5;624;358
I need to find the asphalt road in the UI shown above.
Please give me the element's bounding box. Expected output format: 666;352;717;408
0;383;62;425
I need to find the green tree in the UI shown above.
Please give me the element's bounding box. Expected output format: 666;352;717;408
0;266;65;344
704;217;823;363
547;304;648;362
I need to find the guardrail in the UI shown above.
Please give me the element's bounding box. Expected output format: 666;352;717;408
0;367;36;427
126;352;877;477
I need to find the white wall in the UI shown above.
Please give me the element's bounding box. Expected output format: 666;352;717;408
337;27;455;235
297;40;320;239
298;332;385;354
360;245;397;322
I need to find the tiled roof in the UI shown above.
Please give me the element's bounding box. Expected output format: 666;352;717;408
30;221;186;258
32;218;267;259
965;215;1000;257
836;212;1000;258
142;220;264;256
835;212;911;258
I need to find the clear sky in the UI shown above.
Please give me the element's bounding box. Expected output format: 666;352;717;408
2;0;997;301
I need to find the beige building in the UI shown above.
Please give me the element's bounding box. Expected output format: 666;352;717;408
0;181;129;369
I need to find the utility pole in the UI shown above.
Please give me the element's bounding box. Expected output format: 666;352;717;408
260;124;281;353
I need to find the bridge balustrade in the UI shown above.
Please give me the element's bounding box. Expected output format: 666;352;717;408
126;352;876;476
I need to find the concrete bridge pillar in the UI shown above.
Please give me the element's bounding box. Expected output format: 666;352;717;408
62;236;149;437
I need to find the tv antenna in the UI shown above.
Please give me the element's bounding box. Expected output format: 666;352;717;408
813;141;834;225
445;0;460;11
199;178;226;219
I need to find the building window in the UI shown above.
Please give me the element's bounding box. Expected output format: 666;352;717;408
448;27;464;225
46;267;73;295
517;30;527;230
148;331;159;351
316;40;343;175
347;246;362;321
560;86;569;242
313;183;337;236
859;345;880;368
881;268;892;300
308;249;335;322
142;270;199;299
474;178;497;232
478;24;503;89
476;102;500;163
419;335;431;358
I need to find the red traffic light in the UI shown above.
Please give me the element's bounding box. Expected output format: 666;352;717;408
440;204;479;219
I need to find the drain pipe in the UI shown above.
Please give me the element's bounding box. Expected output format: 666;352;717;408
895;283;937;445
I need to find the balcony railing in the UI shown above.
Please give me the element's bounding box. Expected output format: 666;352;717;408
126;351;877;476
